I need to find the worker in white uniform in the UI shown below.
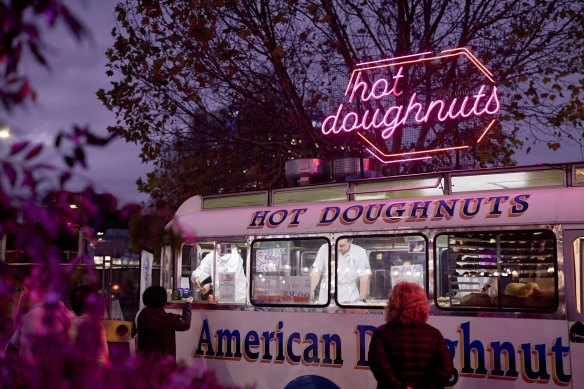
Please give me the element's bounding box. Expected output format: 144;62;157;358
310;238;371;304
191;243;247;303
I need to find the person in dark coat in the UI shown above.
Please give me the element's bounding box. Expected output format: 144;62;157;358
368;282;454;389
132;285;192;362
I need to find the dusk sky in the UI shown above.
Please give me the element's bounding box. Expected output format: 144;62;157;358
4;0;583;205
5;0;152;205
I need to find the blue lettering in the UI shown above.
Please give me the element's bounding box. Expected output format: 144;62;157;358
407;200;431;221
288;208;307;227
267;210;288;228
432;199;458;220
341;205;363;225
383;202;406;223
286;332;301;364
486;195;509;218
550;337;571;385
303;333;320;364
322;333;343;365
355;325;375;368
243;331;260;361
488;341;518;379
520;343;550;382
216;329;242;358
363;204;385;224
459;322;488;375
460;198;483;219
195;319;215;357
318;206;340;226
510;194;530;216
261;329;275;361
275;321;285;363
248;210;269;229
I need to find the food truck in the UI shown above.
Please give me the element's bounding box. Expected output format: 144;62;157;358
153;161;584;389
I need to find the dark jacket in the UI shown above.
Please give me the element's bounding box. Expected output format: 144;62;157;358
368;322;454;389
132;302;191;360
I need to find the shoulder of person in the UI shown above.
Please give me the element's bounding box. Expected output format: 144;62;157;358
422;322;446;336
372;322;392;333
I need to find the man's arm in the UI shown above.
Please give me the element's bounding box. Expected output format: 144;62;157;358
191;254;212;287
356;245;371;301
358;275;370;300
310;269;322;300
310;244;327;300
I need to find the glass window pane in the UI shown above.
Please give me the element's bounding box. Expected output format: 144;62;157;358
161;245;174;291
203;192;267;208
451;170;564;193
335;235;427;307
436;230;557;310
352;177;443;201
179;244;195;290
272;185;348;204
574;167;584;186
251;238;329;306
190;241;247;304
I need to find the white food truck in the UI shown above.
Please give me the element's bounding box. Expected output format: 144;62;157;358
153;162;584;389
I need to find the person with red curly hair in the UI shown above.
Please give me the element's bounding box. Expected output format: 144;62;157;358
368;282;454;389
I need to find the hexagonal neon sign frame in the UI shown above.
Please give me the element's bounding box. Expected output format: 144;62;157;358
321;48;500;164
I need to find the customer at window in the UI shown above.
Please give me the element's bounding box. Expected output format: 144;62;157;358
368;282;454;389
132;285;192;362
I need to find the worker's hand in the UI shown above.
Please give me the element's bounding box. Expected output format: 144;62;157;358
194;277;201;289
201;283;212;293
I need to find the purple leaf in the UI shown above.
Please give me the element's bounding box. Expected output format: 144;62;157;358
55;133;63;147
11;141;29;156
2;162;17;186
29;43;48;67
24;143;43;160
74;147;86;168
64;155;74;167
21;170;35;191
59;172;72;187
86;132;111;146
59;5;86;39
17;80;32;101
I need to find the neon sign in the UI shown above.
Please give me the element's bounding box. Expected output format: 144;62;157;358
321;48;500;164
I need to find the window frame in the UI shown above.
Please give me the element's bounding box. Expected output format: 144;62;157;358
434;229;559;312
250;236;331;308
335;233;429;309
184;240;248;305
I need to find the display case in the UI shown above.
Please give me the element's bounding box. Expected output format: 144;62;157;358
437;230;557;310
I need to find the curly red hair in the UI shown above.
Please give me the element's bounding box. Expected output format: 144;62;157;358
384;282;429;325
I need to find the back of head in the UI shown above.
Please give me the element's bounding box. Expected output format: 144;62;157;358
143;285;168;308
69;285;95;316
385;282;429;325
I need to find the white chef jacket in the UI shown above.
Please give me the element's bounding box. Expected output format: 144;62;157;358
191;249;247;303
313;243;371;304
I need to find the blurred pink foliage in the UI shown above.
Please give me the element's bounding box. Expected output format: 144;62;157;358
0;2;244;388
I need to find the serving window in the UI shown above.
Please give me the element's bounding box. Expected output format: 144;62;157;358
435;230;557;311
336;235;427;307
184;240;248;304
251;237;329;306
